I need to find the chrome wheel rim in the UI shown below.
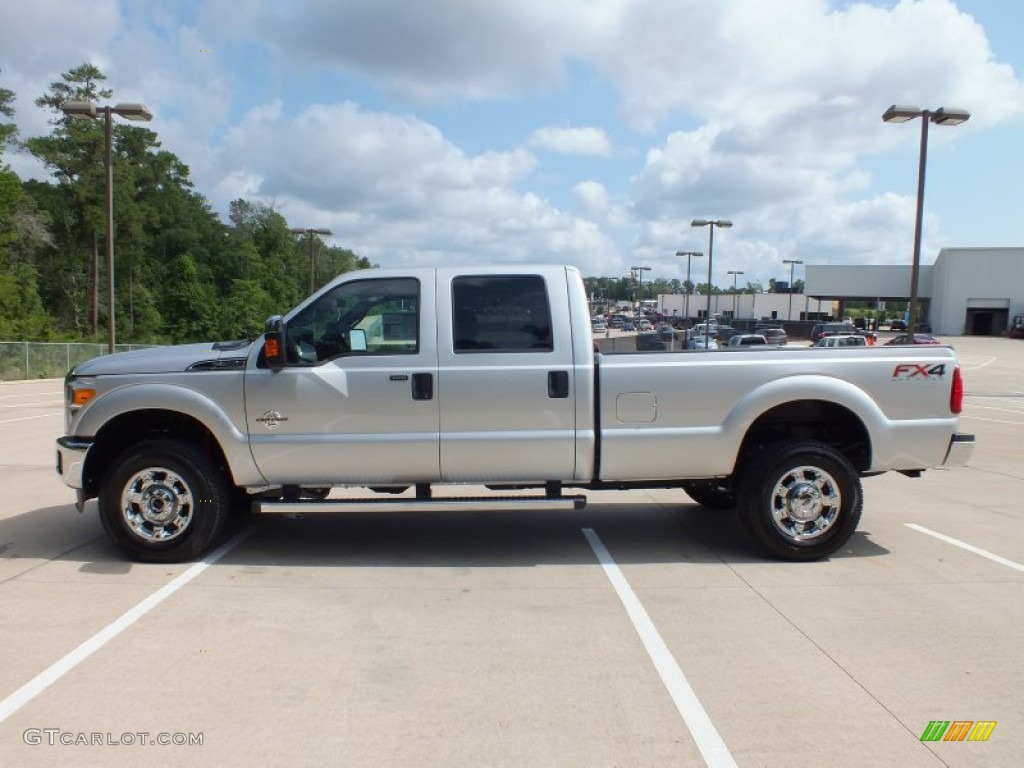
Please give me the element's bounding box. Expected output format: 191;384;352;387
120;467;194;542
770;465;841;542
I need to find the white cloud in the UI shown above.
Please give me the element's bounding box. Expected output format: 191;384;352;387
2;0;1023;288
210;100;620;272
528;126;611;156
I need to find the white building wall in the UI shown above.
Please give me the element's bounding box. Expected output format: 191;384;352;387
930;247;1024;335
656;292;830;322
805;264;933;299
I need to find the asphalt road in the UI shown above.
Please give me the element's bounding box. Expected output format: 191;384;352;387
0;336;1021;767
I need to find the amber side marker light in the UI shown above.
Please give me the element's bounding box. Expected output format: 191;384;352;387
72;388;97;406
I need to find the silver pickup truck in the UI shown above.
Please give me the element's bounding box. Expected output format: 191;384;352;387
57;265;974;563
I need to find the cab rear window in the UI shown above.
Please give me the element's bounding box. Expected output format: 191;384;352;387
452;275;553;353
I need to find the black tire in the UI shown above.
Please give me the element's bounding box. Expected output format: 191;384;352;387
99;439;231;563
682;480;736;510
736;440;862;561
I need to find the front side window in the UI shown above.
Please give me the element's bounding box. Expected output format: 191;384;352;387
451;275;553;353
286;277;419;364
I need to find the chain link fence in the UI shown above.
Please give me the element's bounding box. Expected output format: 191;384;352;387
0;342;155;381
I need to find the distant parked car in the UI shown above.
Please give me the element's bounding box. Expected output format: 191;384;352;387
622;321;636;332
688;335;719;350
591;317;607;333
756;327;788;345
727;334;767;347
885;333;940;345
889;319;907;331
634;332;667;351
814;334;867;348
658;325;677;341
811;322;857;343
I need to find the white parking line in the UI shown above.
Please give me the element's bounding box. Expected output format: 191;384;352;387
960;415;1024;426
582;527;737;768
959;356;997;371
0;412;62;424
905;524;1024;572
0;527;255;724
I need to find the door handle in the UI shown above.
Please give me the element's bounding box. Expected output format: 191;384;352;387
547;371;569;398
412;372;433;400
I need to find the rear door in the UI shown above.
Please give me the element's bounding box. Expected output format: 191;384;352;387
435;268;578;482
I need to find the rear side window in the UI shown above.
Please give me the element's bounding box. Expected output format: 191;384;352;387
452;275;553;353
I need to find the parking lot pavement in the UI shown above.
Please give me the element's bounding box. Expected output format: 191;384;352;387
1;336;1022;767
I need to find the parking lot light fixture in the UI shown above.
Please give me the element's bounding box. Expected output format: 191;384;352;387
782;259;803;321
675;250;702;323
630;265;651;320
691;219;733;349
727;270;744;318
882;104;970;331
60;100;154;354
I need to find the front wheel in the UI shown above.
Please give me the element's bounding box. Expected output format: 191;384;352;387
99;440;231;562
737;440;862;561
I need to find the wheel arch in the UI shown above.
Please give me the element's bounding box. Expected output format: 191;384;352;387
736;400;872;475
74;383;265;498
722;375;882;476
83;409;237;499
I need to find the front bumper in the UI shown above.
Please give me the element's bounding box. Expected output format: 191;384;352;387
941;433;975;467
56;436;93;490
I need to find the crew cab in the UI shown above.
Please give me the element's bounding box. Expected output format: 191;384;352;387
57;266;974;563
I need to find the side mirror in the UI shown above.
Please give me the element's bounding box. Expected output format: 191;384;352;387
264;315;286;370
349;328;367;352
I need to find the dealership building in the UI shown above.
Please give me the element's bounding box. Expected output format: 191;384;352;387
805;247;1024;336
655;247;1023;335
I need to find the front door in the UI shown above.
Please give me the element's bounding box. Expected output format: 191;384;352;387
245;272;439;486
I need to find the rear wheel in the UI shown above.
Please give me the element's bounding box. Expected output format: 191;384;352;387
682;480;736;510
737;440;862;561
99;440;230;562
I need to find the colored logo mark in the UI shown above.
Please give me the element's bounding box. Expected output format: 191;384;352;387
920;720;996;742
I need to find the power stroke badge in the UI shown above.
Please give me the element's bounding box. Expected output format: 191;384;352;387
256;411;288;430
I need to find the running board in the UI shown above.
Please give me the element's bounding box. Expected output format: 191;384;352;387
253;495;587;515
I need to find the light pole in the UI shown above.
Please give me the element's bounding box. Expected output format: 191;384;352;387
60;101;153;353
782;259;803;321
290;227;334;294
691;219;733;349
882;104;970;331
675;250;702;324
630;265;651;322
727;270;744;318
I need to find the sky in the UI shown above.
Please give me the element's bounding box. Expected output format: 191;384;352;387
1;0;1022;290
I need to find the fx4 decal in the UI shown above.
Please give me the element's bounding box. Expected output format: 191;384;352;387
893;363;946;379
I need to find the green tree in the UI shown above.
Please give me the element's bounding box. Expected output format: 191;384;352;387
22;64;113;336
0;170;51;338
163;253;216;342
0;69;18;158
